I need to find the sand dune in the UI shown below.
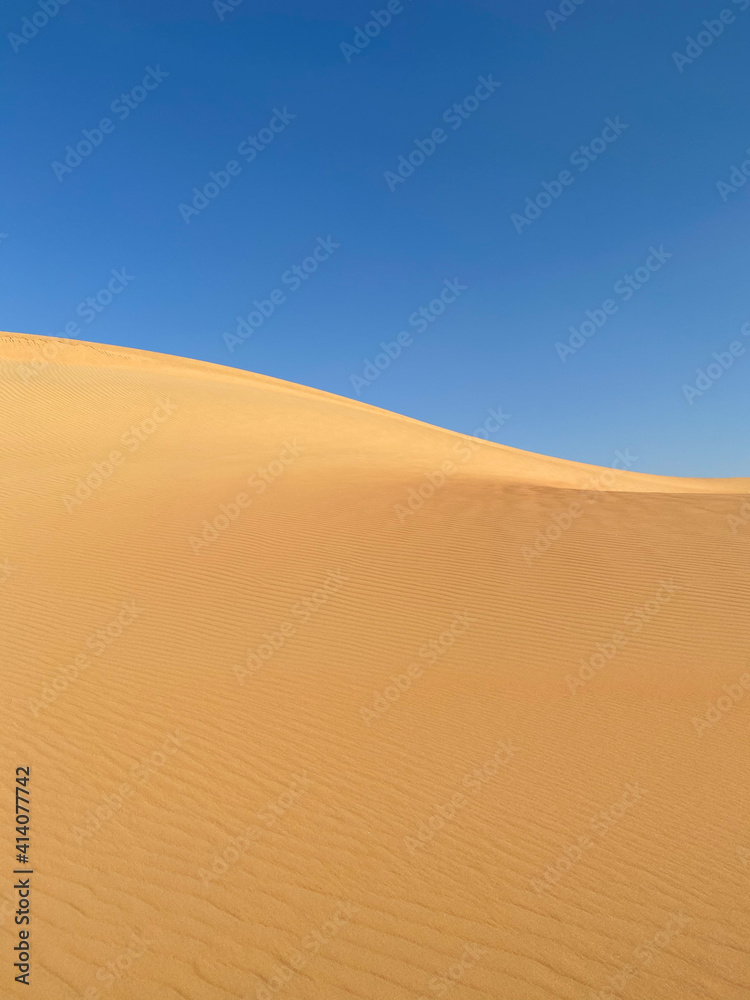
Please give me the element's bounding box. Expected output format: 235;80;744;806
1;331;748;1000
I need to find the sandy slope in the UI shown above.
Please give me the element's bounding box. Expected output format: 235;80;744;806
1;331;748;1000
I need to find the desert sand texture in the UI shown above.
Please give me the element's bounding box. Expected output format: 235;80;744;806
1;331;749;1000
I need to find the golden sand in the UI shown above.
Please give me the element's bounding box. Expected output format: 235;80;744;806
1;332;748;999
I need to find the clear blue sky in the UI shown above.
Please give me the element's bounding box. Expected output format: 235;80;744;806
3;0;750;476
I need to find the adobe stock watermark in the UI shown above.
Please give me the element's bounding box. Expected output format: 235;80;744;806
716;144;750;201
530;783;647;894
383;75;500;192
247;901;359;1000
221;236;340;352
522;449;638;565
555;246;672;361
340;0;412;62
565;580;681;695
10;336;66;388
523;498;582;562
692;670;750;736
416;942;487;1000
74;268;135;323
178;107;295;223
79;928;155;1000
52;68;170;182
349;278;467;393
511;116;628;234
404;740;518;856
360;613;474;724
589;912;692;1000
681;320;749;403
63;398;178;512
393;408;511;524
233;570;348;684
213;0;244;21
672;2;749;73
28;269;136;349
726;496;750;534
190;439;303;553
8;0;71;54
28;602;142;717
70;730;189;846
545;0;590;31
199;772;313;887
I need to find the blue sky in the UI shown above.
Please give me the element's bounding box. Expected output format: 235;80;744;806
3;0;750;476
